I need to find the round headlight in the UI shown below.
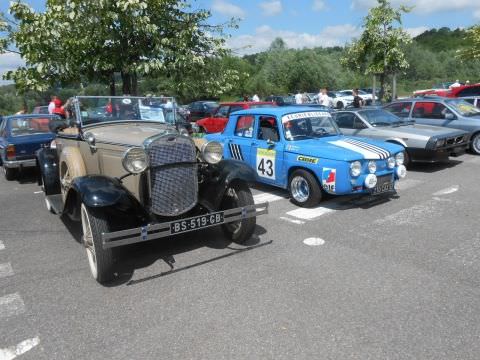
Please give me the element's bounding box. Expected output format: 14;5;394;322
387;157;395;169
368;160;376;174
396;165;407;179
122;147;148;174
350;161;362;177
395;152;405;166
202;141;223;164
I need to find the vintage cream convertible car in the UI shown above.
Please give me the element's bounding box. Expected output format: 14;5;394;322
36;96;267;284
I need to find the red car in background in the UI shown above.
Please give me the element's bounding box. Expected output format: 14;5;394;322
197;101;276;133
414;83;480;98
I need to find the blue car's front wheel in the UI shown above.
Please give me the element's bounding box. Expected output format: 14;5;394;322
289;170;322;208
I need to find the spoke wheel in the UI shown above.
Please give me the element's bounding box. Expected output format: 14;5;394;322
80;204;114;284
220;182;256;244
289;169;322;207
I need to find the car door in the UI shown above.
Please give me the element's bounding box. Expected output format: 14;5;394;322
224;114;255;165
249;115;284;186
411;101;456;128
384;102;413;119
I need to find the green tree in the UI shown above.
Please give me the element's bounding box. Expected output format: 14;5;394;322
457;25;480;61
341;0;411;100
6;0;237;95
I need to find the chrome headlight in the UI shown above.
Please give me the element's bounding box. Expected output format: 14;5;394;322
435;138;446;148
122;147;148;174
201;141;223;164
367;160;376;174
387;157;395;169
364;174;377;189
350;161;362;177
395;152;405;166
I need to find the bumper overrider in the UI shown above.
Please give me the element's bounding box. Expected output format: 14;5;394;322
2;158;37;169
101;202;269;249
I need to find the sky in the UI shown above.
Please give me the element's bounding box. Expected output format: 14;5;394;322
1;0;480;82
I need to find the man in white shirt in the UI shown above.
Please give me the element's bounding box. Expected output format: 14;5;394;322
295;91;303;104
252;94;260;102
48;95;57;114
317;88;331;107
450;80;461;88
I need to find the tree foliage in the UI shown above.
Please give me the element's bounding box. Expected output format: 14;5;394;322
341;0;411;100
6;0;238;95
457;25;480;61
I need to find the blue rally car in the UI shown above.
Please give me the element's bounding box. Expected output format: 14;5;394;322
0;114;61;180
206;107;407;207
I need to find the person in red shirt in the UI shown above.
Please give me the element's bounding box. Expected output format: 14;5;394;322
52;98;66;118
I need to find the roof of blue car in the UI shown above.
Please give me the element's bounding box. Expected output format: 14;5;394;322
232;106;332;117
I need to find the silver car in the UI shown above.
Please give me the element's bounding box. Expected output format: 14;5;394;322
334;108;470;166
384;97;480;155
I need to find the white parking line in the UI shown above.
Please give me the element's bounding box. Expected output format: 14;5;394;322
286;205;338;220
0;241;4;251
0;337;40;360
279;217;305;225
433;185;459;196
0;293;25;319
253;192;286;204
0;263;14;279
303;238;326;246
33;191;43;194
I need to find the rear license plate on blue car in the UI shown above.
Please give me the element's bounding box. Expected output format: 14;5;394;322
170;212;225;235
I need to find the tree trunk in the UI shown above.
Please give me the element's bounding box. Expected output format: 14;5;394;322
378;73;385;102
131;72;138;96
121;71;132;95
109;73;116;97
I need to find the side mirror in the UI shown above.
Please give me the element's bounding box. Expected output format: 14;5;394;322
83;132;96;150
445;112;455;120
266;139;275;147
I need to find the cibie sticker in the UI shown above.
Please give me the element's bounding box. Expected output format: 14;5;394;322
256;148;276;180
297;155;319;164
282;111;330;123
322;168;336;192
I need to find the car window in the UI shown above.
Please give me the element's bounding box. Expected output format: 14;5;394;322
412;102;449;119
9;117;54;136
234;115;254;138
457;87;480;97
216;106;230;117
258;116;279;142
445;99;480;117
229;105;244;114
384;102;412;118
334;113;355;128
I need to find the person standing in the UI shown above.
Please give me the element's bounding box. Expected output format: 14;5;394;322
352;89;364;108
48;95;57;114
317;88;331;107
252;94;260;102
450;80;461;88
295;90;303;104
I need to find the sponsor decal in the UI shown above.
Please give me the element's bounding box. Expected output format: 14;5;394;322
282;111;330;123
297;155;319;164
322;168;336;192
256;148;276;180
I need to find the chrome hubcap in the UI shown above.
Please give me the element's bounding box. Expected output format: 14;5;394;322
81;204;98;279
473;135;480;154
291;176;310;203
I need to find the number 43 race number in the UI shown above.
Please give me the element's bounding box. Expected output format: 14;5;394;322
256;148;276;180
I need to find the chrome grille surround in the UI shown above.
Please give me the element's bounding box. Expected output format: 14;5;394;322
146;134;198;216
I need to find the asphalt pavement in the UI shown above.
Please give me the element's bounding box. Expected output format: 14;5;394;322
1;154;480;359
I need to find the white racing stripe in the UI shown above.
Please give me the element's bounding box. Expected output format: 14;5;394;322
0;293;25;319
344;138;390;159
0;263;14;279
0;337;40;360
329;140;382;159
0;241;4;251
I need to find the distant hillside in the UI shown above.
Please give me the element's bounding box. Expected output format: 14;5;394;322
413;27;469;52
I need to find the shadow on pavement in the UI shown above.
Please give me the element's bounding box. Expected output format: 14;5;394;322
408;159;462;173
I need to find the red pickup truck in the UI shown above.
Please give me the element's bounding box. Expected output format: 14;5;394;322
414;84;480;98
197;101;276;133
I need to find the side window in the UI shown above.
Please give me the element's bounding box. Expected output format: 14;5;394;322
258;116;279;142
216;106;230;117
385;102;412;118
413;102;448;119
354;117;367;129
234;115;254;138
334;113;355;128
457;87;480;97
229;105;244;115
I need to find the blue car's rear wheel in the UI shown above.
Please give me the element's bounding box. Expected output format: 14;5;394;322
289;170;322;207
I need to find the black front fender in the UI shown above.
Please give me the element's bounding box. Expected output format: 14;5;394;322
199;159;256;209
36;148;60;195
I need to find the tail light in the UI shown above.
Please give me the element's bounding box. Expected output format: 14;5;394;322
6;144;16;160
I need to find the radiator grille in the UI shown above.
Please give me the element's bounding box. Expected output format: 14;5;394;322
147;135;198;216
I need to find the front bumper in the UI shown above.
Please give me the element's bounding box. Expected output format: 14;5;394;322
408;143;469;163
101;202;268;249
2;158;37;169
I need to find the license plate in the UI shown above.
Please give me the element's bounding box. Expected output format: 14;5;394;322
372;180;394;194
170;212;225;235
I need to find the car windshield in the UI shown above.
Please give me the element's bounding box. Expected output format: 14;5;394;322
249;104;276;109
75;96;178;126
445;99;480;117
358;109;406;126
8;116;57;136
282;111;340;140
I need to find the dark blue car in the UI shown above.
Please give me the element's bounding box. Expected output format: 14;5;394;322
0;114;60;180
